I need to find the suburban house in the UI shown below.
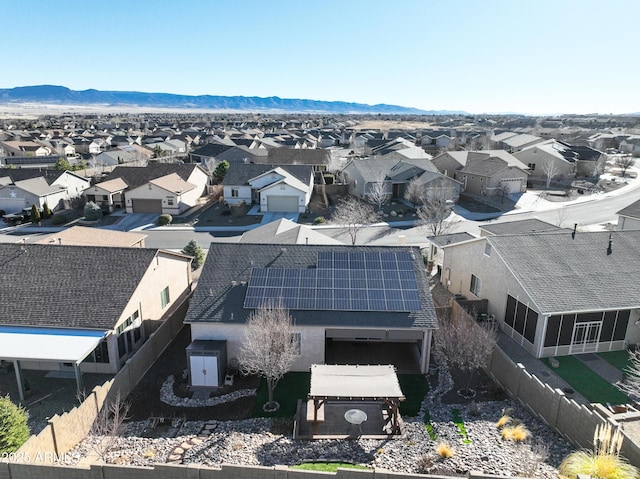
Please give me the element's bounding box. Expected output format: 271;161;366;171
97;164;209;214
0;244;192;399
0;168;90;213
617;199;640;230
342;158;461;202
0;140;52;157
424;232;476;276
239;218;343;245
619;136;640;157
189;142;234;164
222;164;313;213
440;230;640;358
513;140;578;179
265;148;331;172
184;244;437;387
431;151;529;195
84;177;128;212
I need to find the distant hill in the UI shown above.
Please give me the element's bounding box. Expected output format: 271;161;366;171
0;85;466;115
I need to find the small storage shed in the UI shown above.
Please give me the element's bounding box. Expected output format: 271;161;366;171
186;340;227;388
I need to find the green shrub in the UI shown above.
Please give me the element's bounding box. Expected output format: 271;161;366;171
41;202;52;219
30;204;41;223
51;215;68;225
157;214;173;225
0;395;30;453
451;408;471;444
83;201;102;221
182;240;205;270
314;216;326;224
423;411;437;440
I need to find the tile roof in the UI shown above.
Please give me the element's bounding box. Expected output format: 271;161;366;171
34;226;146;247
488;230;640;314
0;244;160;330
185;243;437;329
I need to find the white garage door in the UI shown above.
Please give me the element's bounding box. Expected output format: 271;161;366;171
267;196;298;213
189;355;219;387
499;178;522;194
132;199;163;213
0;197;27;213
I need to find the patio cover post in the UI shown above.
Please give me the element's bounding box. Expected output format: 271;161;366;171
74;362;84;397
420;330;432;374
13;360;25;401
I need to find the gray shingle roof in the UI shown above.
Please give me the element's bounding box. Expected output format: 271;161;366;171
222;164;312;186
0;244;159;330
617;199;640;220
488;230;640;314
102;164;203;189
266;148;330;165
427;232;476;247
0;168;66;185
480;219;563;235
185;244;437;329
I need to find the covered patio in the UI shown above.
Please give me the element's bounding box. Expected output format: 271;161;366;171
0;326;107;400
294;364;405;440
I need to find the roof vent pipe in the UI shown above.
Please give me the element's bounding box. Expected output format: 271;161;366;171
572;223;577;239
607;234;613;256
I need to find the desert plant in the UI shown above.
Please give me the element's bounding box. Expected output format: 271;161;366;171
502;423;530;442
451;408;471;444
0;395;30;453
314;216;326;224
157;214;172;225
560;422;639;479
423;411;437;441
41;202;52;219
436;442;454;458
496;414;512;428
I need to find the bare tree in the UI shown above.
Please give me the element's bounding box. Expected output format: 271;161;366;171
615;156;636;177
495;183;511;204
554;206;568;227
433;308;497;397
404;176;426;208
617;350;640;401
331;195;380;245
367;172;391;212
417;187;458;236
239;302;298;412
202;157;218;183
541;158;559;189
91;391;131;462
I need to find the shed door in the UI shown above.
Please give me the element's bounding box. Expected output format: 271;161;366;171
267;196;298;213
132;199;163;213
190;355;218;387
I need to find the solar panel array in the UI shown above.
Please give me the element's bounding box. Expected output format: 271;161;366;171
243;251;422;312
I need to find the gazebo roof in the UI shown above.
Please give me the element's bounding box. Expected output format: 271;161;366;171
309;364;405;401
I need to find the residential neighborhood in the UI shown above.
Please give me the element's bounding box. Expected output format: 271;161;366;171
1;111;640;479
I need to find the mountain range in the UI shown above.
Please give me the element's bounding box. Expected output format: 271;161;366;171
0;85;465;115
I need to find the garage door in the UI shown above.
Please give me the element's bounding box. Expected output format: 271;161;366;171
499;179;522;194
131;199;163;213
267;196;298;213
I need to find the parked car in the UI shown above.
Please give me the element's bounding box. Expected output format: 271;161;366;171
2;213;27;225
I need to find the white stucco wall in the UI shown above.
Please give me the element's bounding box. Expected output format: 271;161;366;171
223;185;252;205
190;323;326;372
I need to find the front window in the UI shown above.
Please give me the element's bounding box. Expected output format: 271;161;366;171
231;189;239;197
166;196;174;206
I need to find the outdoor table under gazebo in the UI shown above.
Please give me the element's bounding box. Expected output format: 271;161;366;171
296;364;405;439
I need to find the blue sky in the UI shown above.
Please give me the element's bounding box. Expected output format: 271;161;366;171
3;0;638;115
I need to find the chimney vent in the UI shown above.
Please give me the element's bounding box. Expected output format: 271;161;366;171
607;234;613;256
572;223;577;239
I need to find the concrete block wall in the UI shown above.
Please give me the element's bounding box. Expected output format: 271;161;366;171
0;463;534;479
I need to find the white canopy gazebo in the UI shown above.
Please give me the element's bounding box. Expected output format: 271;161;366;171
306;364;405;436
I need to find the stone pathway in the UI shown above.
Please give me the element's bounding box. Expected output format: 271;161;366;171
166;421;218;464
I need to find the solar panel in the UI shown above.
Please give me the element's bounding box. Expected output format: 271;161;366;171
243;250;423;312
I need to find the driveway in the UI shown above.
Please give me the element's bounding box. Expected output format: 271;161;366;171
102;213;159;231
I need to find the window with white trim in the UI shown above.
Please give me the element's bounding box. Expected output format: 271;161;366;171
470;274;482;297
231;189;239;197
484;242;492;257
161;286;170;309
